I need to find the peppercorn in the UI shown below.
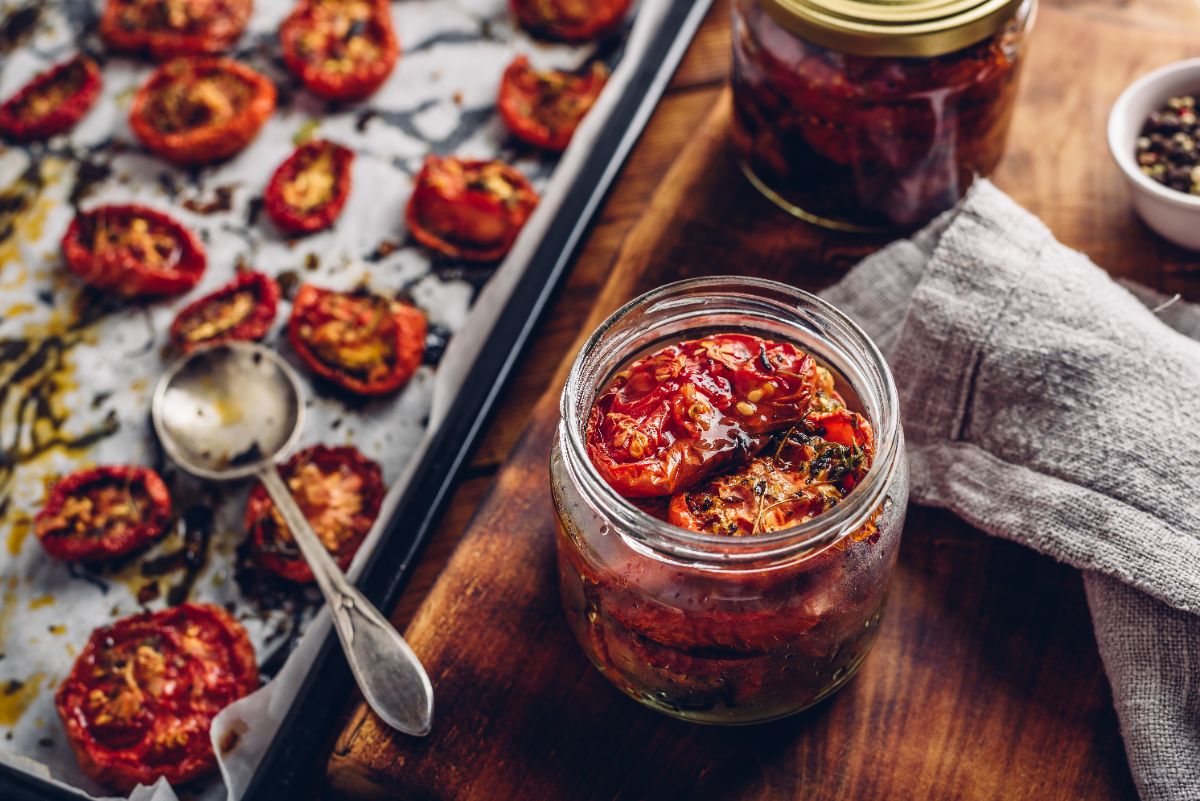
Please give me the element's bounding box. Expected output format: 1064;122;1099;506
1137;95;1200;195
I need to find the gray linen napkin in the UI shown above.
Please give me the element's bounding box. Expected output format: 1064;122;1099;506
820;180;1200;801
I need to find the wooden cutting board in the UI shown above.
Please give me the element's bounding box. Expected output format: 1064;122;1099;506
325;3;1200;798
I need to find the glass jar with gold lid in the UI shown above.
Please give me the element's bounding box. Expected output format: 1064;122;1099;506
732;0;1036;231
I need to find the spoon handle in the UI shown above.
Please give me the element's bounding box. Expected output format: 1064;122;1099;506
256;465;434;736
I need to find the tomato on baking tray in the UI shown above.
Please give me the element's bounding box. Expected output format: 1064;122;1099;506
498;55;609;151
35;465;172;562
0;55;102;142
99;0;252;59
511;0;633;42
55;603;258;793
405;155;539;262
244;444;385;583
279;0;399;101
129;57;276;165
287;283;427;396
61;204;207;298
264;139;354;234
585;334;819;498
170;270;279;352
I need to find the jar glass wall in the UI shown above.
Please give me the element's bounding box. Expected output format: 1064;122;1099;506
731;0;1036;231
550;278;909;724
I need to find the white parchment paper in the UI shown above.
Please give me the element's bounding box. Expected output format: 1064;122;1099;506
0;0;680;797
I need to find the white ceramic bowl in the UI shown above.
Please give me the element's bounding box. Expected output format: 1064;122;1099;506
1108;58;1200;251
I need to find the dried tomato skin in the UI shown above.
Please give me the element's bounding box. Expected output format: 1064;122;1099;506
35;465;172;562
60;204;207;298
129;57;276;166
279;0;400;101
55;603;258;793
169;270;280;352
510;0;633;42
99;0;252;59
287;284;427;396
244;444;385;583
585;334;818;498
405;155;540;262
264;139;354;234
498;56;609;151
0;56;102;142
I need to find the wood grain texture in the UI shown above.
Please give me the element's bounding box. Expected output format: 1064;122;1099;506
327;0;1200;797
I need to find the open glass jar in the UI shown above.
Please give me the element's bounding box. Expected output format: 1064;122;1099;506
731;0;1036;231
551;278;908;724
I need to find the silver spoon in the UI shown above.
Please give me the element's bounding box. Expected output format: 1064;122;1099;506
151;342;433;736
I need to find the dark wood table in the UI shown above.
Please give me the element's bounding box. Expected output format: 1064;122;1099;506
317;0;1200;797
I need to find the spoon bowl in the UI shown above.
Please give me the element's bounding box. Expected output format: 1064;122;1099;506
152;342;304;480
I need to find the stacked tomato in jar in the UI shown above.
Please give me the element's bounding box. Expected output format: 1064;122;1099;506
553;288;907;724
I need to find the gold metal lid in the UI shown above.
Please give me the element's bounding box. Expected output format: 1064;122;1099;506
761;0;1025;58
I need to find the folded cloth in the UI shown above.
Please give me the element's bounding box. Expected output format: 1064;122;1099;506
821;180;1200;801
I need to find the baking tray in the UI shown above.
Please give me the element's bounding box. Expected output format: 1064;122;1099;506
0;0;713;798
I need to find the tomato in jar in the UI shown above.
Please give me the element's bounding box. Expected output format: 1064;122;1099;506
61;204;207;298
129;57;276;166
730;0;1034;229
554;281;907;725
55;603;258;792
584;334;820;498
0;56;102;142
244;444;385;583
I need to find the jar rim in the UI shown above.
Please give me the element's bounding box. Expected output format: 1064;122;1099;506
760;0;1028;58
558;276;903;565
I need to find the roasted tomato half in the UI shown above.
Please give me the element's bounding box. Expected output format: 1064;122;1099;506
498;56;609;151
585;334;818;498
0;56;102;142
129;57;276;166
35;465;172;562
169;271;279;352
279;0;399;102
406;156;539;262
511;0;633;42
288;284;426;396
55;603;258;793
264;139;354;234
667;407;875;535
100;0;252;59
61;205;207;298
244;444;384;583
